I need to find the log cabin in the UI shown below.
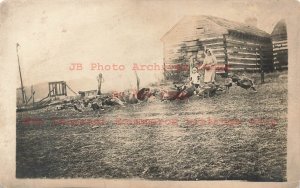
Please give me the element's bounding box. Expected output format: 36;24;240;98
271;19;288;70
161;15;273;81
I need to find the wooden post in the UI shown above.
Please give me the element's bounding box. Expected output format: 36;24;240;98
97;73;103;95
16;43;27;104
31;85;33;104
55;83;58;96
48;83;51;97
134;70;140;92
61;83;64;96
259;45;265;83
58;82;61;95
223;34;228;76
31;85;35;107
64;82;67;96
163;61;166;80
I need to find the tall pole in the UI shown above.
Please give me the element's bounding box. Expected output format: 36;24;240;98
31;85;35;107
134;70;140;92
16;43;26;104
97;73;103;95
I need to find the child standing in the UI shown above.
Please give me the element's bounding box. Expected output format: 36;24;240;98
190;67;201;88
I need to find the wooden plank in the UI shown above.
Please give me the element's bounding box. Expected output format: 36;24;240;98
228;61;258;65
227;52;259;58
226;35;270;45
228;61;259;66
227;37;272;48
273;50;288;53
226;38;260;47
216;59;225;63
203;41;224;46
210;48;226;53
228;67;244;71
228;63;260;70
228;58;260;64
227;47;258;54
201;39;224;45
272;40;288;44
185;46;201;50
184;40;199;47
226;45;259;52
227;43;272;52
273;47;288;51
273;43;288;48
203;43;224;49
198;36;223;42
228;67;260;71
273;50;288;54
273;61;287;65
226;43;261;51
228;56;260;61
214;54;226;58
274;60;288;65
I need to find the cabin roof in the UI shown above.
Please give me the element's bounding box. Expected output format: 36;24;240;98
271;19;287;37
161;15;270;41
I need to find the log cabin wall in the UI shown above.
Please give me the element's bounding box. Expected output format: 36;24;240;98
162;17;228;81
271;20;288;70
225;31;273;72
162;16;273;81
163;18;225;67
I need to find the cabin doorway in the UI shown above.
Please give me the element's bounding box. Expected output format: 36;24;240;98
188;45;205;78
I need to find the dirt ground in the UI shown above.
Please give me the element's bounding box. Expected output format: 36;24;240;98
16;71;287;181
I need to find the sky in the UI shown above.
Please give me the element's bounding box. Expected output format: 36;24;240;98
1;0;298;92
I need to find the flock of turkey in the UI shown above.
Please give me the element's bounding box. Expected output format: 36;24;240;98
70;73;257;112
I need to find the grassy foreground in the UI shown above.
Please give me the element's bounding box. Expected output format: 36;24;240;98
16;71;287;181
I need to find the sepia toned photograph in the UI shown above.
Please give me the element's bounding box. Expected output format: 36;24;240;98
1;0;298;186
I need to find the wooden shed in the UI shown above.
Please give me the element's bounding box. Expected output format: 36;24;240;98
161;15;273;81
78;90;98;98
271;19;288;70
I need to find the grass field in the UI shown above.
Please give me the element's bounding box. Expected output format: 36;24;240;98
16;71;287;181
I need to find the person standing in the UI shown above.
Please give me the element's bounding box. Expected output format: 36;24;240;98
190;67;201;88
188;52;198;76
199;49;217;84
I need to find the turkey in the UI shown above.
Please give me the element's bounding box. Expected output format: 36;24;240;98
237;78;257;92
159;85;182;101
91;102;104;111
177;84;196;100
224;77;233;92
197;83;219;98
111;97;126;106
128;91;139;104
102;96;125;106
115;92;126;102
231;74;240;83
137;88;152;101
231;74;257;92
73;104;82;112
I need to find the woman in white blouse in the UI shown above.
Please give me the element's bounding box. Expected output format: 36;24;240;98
199;48;217;83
